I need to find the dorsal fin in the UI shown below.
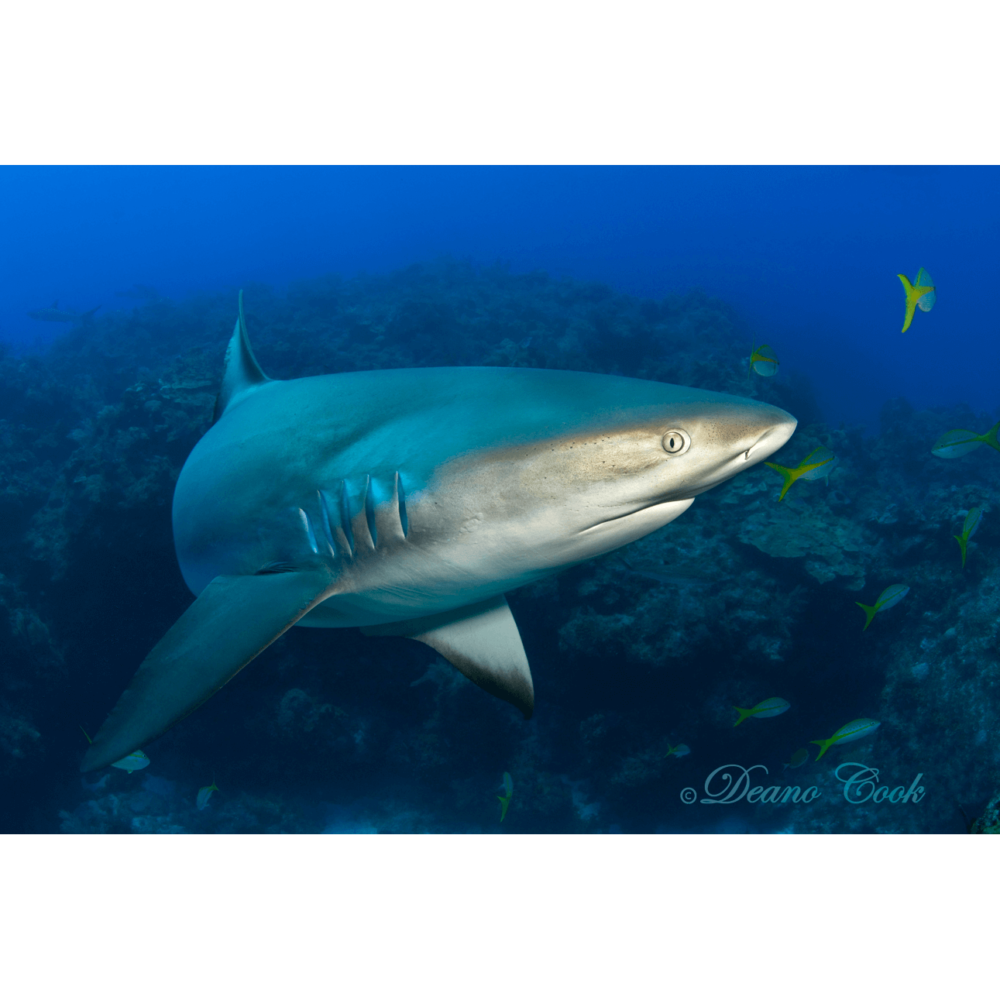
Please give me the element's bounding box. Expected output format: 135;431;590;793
213;290;271;422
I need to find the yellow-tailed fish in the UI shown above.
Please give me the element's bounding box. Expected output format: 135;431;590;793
915;268;936;313
81;725;149;773
497;771;513;822
798;448;838;483
196;780;219;810
954;507;983;570
897;268;936;332
664;743;690;758
111;749;149;773
749;340;779;377
783;748;810;770
931;422;1000;459
732;697;790;727
855;583;909;631
764;446;836;501
810;718;881;760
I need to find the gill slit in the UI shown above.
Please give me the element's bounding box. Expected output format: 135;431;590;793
395;471;409;538
339;479;355;556
363;474;377;548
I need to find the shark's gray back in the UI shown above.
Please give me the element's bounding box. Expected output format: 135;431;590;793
173;365;776;601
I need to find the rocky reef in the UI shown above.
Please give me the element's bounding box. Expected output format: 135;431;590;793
971;789;1000;833
1;258;997;833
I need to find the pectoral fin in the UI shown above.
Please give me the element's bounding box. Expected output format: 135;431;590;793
82;567;335;772
362;595;534;719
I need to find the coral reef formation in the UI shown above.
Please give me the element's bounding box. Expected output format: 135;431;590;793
971;790;1000;834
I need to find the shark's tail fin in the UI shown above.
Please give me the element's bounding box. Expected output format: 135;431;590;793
80;305;101;323
855;601;878;631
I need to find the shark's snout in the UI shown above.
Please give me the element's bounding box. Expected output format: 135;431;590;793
745;411;797;463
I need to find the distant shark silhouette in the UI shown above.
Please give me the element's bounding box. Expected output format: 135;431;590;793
81;293;797;771
27;301;100;323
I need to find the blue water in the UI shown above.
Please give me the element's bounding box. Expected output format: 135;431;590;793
3;167;997;430
2;166;998;834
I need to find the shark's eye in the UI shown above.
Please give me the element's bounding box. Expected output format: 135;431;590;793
662;429;690;456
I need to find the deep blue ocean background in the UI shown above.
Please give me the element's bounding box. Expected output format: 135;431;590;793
2;165;1000;834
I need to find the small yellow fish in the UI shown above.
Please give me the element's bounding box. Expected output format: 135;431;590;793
954;508;983;569
810;718;881;759
915;268;936;313
80;726;149;773
783;748;810;770
855;583;909;631
196;780;219;810
497;771;513;822
664;743;690;758
764;446;836;501
897;267;936;332
932;423;1000;460
112;750;149;774
749;340;779;377
798;449;838;483
733;697;790;727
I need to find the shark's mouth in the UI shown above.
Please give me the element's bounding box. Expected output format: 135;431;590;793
579;497;695;538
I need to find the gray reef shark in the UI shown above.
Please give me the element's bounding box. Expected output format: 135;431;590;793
81;294;796;771
27;301;101;323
